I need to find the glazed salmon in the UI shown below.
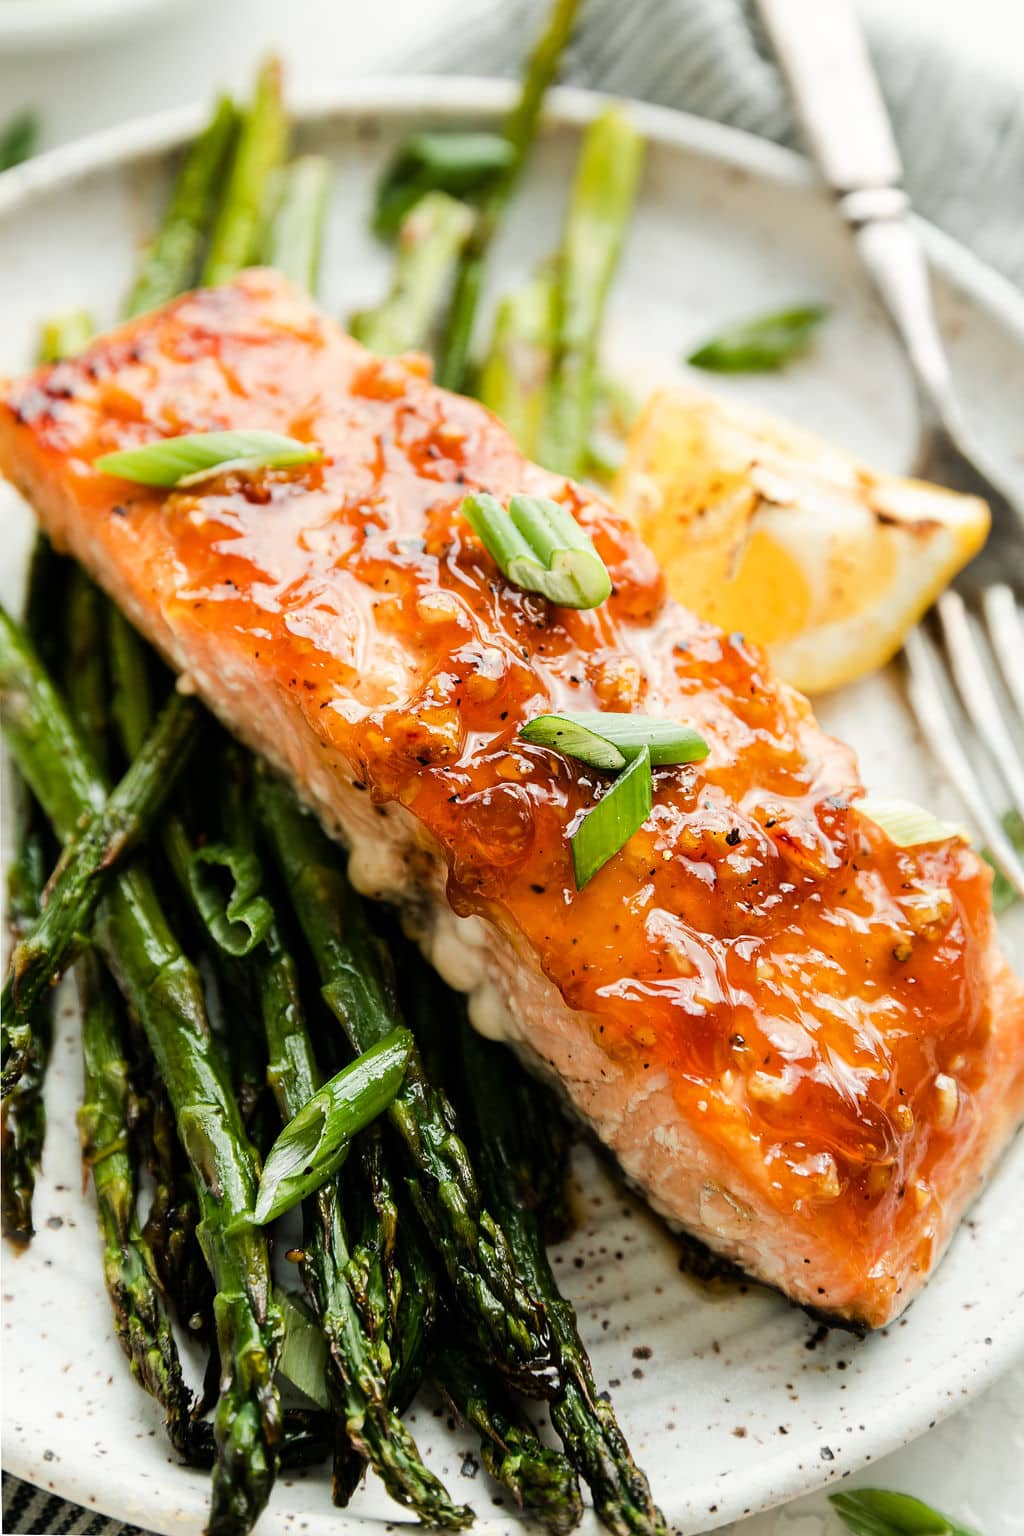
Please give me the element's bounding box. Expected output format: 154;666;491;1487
2;269;1022;1328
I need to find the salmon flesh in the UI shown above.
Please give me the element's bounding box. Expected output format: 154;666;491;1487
2;269;1022;1327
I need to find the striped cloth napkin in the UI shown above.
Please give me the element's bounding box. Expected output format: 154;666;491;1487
4;1;1020;1532
409;0;1024;289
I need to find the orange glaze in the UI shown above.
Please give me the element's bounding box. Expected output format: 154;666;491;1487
2;269;1021;1323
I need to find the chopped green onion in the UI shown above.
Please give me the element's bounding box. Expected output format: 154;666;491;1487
854;797;966;849
829;1489;980;1536
520;714;627;772
520;711;706;887
462;492;612;609
983;808;1024;914
374;132;514;240
254;1027;413;1224
94;430;323;488
687;304;828;373
274;1287;329;1409
187;843;273;958
37;311;94;366
0;110;40;174
522;710;709;768
571;745;652;889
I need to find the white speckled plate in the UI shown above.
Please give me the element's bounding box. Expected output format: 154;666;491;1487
1;79;1022;1536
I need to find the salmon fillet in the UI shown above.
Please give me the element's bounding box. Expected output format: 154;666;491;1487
2;269;1022;1328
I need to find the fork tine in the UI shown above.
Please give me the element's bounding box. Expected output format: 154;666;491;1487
903;626;1024;900
936;589;1024;821
981;583;1024;722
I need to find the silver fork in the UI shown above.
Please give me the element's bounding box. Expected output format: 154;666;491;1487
757;0;1024;899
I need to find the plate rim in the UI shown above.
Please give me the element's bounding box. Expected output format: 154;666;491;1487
2;74;1023;1533
0;74;1022;343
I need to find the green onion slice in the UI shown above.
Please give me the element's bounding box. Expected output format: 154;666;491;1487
853;797;966;848
186;842;274;958
462;492;612;609
571;745;652;889
95;430;323;488
254;1027;412;1224
38;311;94;365
829;1489;980;1536
275;1287;330;1409
687;304;828;373
520;714;627;772
521;710;709;768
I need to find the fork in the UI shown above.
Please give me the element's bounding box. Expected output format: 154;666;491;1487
757;0;1024;899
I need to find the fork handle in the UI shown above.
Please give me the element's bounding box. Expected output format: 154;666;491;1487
756;0;960;437
852;221;961;443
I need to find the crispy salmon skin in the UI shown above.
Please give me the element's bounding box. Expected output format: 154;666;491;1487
2;269;1021;1327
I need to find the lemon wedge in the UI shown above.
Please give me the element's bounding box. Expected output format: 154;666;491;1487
615;388;989;694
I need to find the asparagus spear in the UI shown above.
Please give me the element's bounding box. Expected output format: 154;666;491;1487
341;1116;580;1527
345;997;583;1529
0;789;54;1244
51;573;204;1458
1;538;65;1243
267;929;470;1524
129;1063;329;1471
0;607;283;1536
380;1180;434;1415
438;0;583;391
205;749;469;1526
99;635;283;1505
261;155;331;293
102;527;218;1363
256;771;557;1396
125;95;239;317
0;686;201;1094
498;1049;573;1249
478;263;558;459
20;533;67;673
134;1040;217;1343
436;1343;584;1533
538;108;644;477
410;959;574;1247
203;60;288;285
341;1118;432;1418
76;946;196;1453
64;566;112;770
351;191;475;358
459;1022;665;1536
106;603;157;764
2;339;102;1231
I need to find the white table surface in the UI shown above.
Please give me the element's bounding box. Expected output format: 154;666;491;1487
1;1;1022;1532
